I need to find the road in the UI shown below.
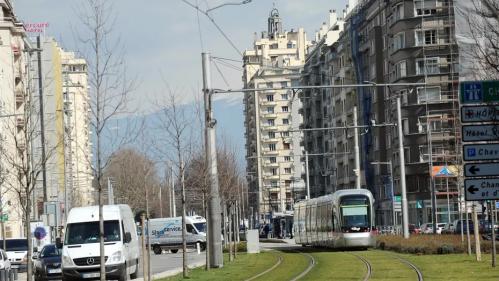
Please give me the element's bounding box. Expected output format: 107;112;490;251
19;249;206;281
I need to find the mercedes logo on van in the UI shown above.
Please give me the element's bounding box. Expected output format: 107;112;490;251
86;258;95;265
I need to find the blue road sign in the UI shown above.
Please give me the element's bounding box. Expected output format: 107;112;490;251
461;81;483;103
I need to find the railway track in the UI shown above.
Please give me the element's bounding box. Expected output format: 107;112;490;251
244;252;283;281
392;255;424;281
289;251;316;281
350;253;372;281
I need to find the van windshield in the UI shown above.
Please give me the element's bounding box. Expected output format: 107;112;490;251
0;239;28;251
194;223;206;233
65;220;121;245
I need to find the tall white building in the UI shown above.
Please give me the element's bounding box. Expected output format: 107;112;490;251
31;37;94;223
243;8;310;224
61;50;94;208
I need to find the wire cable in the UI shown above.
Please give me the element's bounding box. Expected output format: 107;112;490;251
212;60;231;88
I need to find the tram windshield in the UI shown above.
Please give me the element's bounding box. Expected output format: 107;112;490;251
340;195;370;232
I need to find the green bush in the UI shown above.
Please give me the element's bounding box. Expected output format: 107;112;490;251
223;242;247;253
376;234;498;255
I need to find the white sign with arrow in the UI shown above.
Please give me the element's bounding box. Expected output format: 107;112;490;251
465;163;499;177
465;178;499;201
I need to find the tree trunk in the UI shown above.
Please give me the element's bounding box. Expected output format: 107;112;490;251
99;186;105;281
181;160;188;278
228;204;233;262
222;203;227;248
233;204;237;258
26;201;33;281
204;193;210;271
473;205;482;261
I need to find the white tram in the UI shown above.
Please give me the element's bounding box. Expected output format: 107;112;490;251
293;189;376;249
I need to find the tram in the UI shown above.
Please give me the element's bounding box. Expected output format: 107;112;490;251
293;189;376;249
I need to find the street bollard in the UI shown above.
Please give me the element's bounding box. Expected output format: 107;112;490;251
196;242;200;254
11;269;17;281
0;269;5;281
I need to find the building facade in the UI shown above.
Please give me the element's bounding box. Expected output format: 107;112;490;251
0;0;35;237
243;9;310;224
301;0;460;227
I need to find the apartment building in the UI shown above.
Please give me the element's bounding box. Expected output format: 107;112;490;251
0;0;34;237
301;0;460;227
243;8;309;224
31;37;94;223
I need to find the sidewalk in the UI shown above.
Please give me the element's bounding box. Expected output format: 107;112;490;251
132;259;206;281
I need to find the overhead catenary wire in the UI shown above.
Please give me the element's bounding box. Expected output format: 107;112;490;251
212;60;231;88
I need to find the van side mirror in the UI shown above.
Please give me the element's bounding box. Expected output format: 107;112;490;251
32;253;38;260
124;232;132;243
56;237;63;249
33;247;38;253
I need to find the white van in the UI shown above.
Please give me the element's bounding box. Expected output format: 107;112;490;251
61;205;139;281
149;216;206;254
0;239;28;271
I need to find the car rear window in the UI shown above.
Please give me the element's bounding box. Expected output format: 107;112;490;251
0;239;28;251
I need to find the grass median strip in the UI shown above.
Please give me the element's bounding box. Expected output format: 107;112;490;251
252;250;309;281
301;251;365;281
158;252;278;281
357;251;415;281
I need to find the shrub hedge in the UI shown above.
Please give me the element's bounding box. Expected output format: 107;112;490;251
376;234;498;255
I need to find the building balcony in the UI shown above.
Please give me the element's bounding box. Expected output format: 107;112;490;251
263;174;280;180
15;90;24;104
260;100;277;106
263;161;279;168
260;124;278;131
261;136;279;143
262;149;279;156
261;112;278;118
16;117;25;128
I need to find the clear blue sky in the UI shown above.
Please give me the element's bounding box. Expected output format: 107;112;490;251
14;0;348;161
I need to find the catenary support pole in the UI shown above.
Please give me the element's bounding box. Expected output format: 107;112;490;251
171;165;176;217
305;152;310;199
491;201;496;267
353;106;361;190
397;97;410;239
202;52;223;268
36;36;48;205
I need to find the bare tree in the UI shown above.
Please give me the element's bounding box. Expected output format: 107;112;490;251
75;0;135;279
458;0;499;79
154;88;193;278
0;56;58;279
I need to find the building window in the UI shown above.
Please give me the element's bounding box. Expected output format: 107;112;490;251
395;60;407;78
281;81;288;88
281;106;289;112
271;181;278;187
415;30;437;46
417;87;441;103
284;168;292;174
393;3;404;21
403;119;410;135
269;143;276;151
267;119;275;126
416;57;440;75
283;143;290;150
266;82;274;88
414;0;438;16
282;131;290;137
270;157;277;163
393;32;405;51
267;107;274;113
284;156;291;161
282;118;289;125
271;168;277;175
268;131;276;138
266;95;274;101
281;93;289;100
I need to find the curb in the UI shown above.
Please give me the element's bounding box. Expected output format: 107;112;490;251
132;260;206;281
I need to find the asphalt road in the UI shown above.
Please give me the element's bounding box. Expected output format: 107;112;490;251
18;249;206;281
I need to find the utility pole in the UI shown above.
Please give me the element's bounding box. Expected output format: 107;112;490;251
305;152;310;199
353;106;361;190
491;201;496;267
397;97;410;239
36;36;48;206
202;52;223;268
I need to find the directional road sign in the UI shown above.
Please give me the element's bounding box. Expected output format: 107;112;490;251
465;162;499;177
463;143;499;161
465;178;499;201
461;105;499;123
461;80;499;104
462;124;499;142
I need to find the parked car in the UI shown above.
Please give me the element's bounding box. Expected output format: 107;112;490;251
454;220;475;234
421;223;434;234
0;249;11;271
479;220;499;234
409;224;420;234
441;222;455;234
33;244;61;281
0;238;28;271
436;223;446;234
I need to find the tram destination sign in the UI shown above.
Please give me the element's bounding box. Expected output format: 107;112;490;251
465;162;499;177
461;80;499;104
462;124;499;142
461;105;499;123
463;143;499;161
465;178;499;201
